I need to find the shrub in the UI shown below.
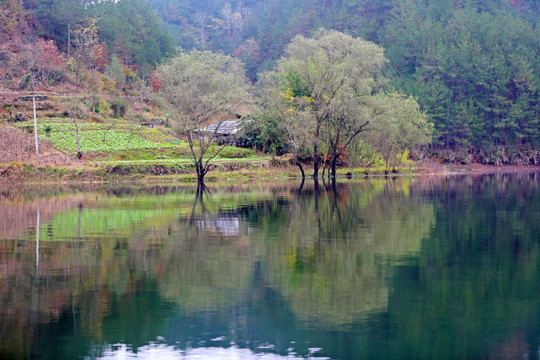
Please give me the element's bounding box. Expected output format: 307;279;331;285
7;114;28;123
65;101;88;120
218;147;253;158
110;97;128;118
237;114;289;155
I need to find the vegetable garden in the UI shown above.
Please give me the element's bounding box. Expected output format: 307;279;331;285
18;122;177;154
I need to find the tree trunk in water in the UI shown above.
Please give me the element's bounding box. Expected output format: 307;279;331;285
298;177;305;193
197;173;205;185
196;183;205;201
312;143;319;179
296;160;305;178
196;161;206;185
313;177;320;194
330;156;337;179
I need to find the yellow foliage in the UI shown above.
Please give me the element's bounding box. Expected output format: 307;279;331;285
280;88;295;103
302;95;314;103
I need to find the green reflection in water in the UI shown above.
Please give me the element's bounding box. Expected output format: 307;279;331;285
259;179;434;327
0;173;538;360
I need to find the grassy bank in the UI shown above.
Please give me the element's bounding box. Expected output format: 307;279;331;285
3;159;540;186
0;159;417;184
0;158;294;184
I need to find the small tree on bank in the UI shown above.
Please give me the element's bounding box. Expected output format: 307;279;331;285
367;93;432;171
158;50;251;184
65;99;88;159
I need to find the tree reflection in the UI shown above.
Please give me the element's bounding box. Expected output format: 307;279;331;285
258;178;434;326
157;187;255;312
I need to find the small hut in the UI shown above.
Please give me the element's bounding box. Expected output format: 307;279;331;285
195;119;251;145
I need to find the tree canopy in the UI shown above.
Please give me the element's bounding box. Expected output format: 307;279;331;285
260;29;430;177
158;50;252;183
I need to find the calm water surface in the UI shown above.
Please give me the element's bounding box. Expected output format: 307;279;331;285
0;173;539;359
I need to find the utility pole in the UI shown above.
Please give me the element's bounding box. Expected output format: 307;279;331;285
33;92;39;155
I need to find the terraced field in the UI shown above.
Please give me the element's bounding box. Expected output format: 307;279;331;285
20;122;176;154
11;120;268;166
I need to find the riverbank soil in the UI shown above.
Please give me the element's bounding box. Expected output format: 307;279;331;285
414;159;540;175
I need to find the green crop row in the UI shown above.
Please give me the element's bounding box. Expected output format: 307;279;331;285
38;126;177;154
31;122;148;132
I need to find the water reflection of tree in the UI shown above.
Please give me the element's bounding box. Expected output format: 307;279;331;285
257;178;435;327
157;188;255;312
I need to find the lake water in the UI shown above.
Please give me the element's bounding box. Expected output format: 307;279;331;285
0;173;539;360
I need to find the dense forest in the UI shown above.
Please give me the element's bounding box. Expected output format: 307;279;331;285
1;0;538;165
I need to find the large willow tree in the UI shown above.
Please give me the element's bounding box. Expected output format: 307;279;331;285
261;29;430;178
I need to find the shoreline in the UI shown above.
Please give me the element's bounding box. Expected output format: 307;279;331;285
1;161;539;186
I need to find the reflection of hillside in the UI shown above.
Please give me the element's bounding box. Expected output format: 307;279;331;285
0;184;286;358
0;182;300;243
0;195;87;240
1;175;538;359
0;179;436;353
361;172;540;359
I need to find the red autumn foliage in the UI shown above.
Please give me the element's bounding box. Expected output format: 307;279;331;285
32;39;65;71
149;70;164;92
325;144;350;162
94;43;109;71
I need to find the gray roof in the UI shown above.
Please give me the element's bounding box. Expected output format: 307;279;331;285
196;119;251;136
